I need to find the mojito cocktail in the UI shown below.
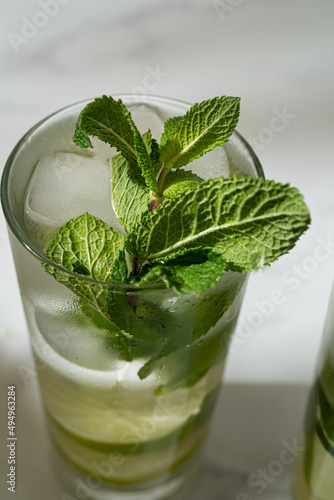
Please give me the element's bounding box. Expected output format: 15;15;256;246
1;94;309;500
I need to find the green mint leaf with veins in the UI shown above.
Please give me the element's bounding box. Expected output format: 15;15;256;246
134;248;226;294
73;95;157;191
136;129;158;191
44;213;126;317
73;96;138;167
162;116;183;137
108;249;129;284
45;213;125;281
159;96;240;171
72;121;93;149
141;129;162;175
162;169;203;199
111;153;151;233
126;176;310;271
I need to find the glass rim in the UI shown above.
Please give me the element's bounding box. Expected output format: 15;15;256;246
1;93;264;289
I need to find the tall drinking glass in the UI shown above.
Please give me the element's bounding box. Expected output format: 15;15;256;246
293;282;334;500
1;95;263;500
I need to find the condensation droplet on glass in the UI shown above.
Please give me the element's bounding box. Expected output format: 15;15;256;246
166;307;178;313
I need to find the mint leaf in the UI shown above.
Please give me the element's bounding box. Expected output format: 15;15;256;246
72;121;92;148
126;177;310;271
142;130;162;175
163;169;203;199
73;96;138;169
134;248;226;294
137;130;158;191
161;116;182;139
73;96;158;191
44;213;126;316
160;96;240;171
45;213;125;281
108;249;129;283
111;153;150;233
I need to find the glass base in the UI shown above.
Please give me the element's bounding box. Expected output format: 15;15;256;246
50;442;201;500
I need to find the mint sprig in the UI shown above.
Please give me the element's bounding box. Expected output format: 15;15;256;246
73;96;157;191
43;94;310;386
159;96;240;171
72;95;240;203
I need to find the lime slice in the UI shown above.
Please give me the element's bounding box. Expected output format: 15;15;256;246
48;415;206;484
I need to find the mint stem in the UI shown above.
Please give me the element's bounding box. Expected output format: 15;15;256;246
149;165;169;211
157;165;169;196
150;196;162;211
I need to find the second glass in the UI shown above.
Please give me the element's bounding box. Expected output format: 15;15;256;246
293;281;334;500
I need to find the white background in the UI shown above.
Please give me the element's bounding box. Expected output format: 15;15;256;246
1;1;334;499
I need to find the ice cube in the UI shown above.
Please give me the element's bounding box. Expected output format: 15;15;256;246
24;152;123;250
184;146;230;180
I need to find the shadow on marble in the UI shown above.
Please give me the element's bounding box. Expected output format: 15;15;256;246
189;383;309;500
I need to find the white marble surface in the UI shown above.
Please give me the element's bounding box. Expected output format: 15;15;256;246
1;0;334;498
